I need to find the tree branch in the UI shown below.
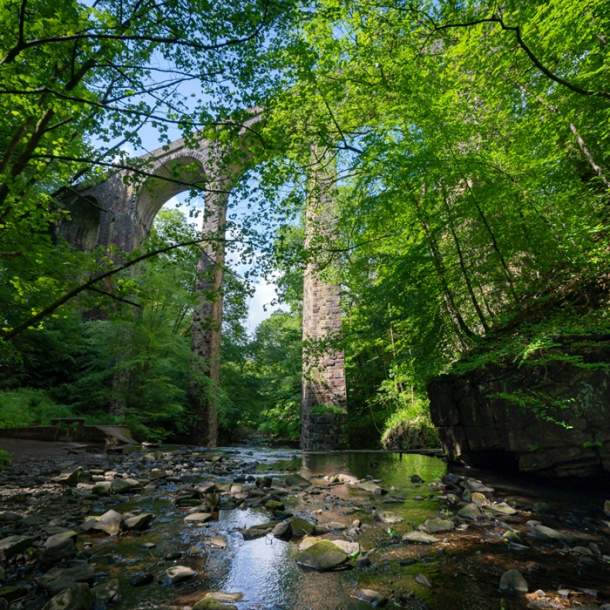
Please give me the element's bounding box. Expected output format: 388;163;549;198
85;285;141;307
432;15;610;101
1;236;235;341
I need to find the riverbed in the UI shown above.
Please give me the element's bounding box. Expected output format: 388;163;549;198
0;443;609;609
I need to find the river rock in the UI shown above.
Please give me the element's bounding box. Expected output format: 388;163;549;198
193;591;242;610
39;563;96;594
109;478;137;494
526;521;567;543
166;565;196;584
0;535;35;560
184;512;213;524
284;474;311;488
207;535;227;549
415;574;432;588
92;578;120;605
52;468;86;486
403;531;440;544
499;569;528;594
457;503;481;521
42;530;78;562
42;583;94;610
375;511;402;525
123;512;154;531
357;480;386;495
335;473;360;485
265;499;285;511
420;517;453;533
274;517;315;540
352;588;387;606
489;502;517;516
82;509;123;536
242;522;273;540
0;511;23;524
295;540;349;571
470;492;489;506
331;539;359;555
92;481;112;495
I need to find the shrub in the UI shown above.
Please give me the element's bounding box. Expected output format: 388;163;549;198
0;388;75;428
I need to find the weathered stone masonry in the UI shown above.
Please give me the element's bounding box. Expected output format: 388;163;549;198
300;148;348;450
61;131;348;449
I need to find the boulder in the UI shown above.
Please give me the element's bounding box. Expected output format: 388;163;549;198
295;540;348;571
420;518;453;533
499;569;528;594
457;503;481;521
428;350;610;479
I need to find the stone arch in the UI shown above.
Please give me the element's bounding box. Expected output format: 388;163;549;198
60;194;102;250
61;122;348;450
135;154;208;240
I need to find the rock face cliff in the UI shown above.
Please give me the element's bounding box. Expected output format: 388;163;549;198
428;342;610;478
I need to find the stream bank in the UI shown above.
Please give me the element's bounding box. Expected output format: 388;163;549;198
0;442;609;609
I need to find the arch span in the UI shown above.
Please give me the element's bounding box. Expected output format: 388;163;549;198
61;125;347;450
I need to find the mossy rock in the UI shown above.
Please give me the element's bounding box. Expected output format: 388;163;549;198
295;540;348;571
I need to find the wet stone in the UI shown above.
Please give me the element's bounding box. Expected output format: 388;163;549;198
242;522;274;540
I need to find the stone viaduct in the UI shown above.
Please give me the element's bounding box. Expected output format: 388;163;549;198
61;116;347;450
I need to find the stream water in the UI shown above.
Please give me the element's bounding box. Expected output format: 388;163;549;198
2;445;610;610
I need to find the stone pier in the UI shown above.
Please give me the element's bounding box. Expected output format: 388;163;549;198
300;148;348;450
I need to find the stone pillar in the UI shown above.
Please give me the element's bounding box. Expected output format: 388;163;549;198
301;148;348;451
190;181;230;447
